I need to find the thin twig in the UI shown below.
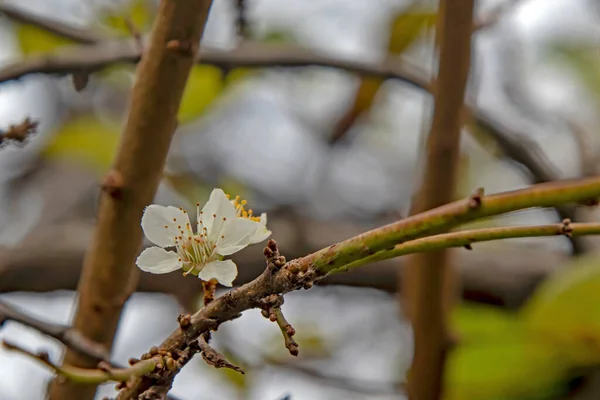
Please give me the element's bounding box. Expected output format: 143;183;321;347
2;341;157;384
0;300;110;362
339;221;600;272
198;334;244;374
117;177;600;399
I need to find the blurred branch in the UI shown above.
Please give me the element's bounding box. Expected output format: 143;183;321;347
0;300;110;362
117;177;600;399
0;2;103;44
47;1;215;399
2;341;157;384
472;110;586;254
233;0;250;39
0;40;572;217
402;1;474;399
342;221;599;272
0;117;38;145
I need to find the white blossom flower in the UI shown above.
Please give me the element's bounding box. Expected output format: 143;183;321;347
136;188;271;286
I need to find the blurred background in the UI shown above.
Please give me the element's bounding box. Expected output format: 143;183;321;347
1;0;600;399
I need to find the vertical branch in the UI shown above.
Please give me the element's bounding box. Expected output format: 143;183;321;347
47;1;214;399
401;1;475;400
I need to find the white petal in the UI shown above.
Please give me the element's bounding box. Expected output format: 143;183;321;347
249;213;272;244
216;218;261;256
141;205;189;247
199;189;237;241
198;259;238;287
136;247;182;274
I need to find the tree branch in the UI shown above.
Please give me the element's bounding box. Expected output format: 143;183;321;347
2;341;157;384
472;110;585;253
47;1;215;399
402;2;474;398
117;176;600;399
0;300;110;362
341;221;598;272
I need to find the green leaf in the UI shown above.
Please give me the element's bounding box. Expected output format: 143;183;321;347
387;9;437;54
42;115;121;173
15;24;75;55
100;0;155;35
445;334;569;400
545;42;600;104
452;303;521;341
522;253;600;366
177;65;225;123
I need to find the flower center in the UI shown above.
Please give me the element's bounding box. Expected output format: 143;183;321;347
228;194;261;222
171;209;218;276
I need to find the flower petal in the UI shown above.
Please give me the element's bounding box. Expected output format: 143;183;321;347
198;259;238;287
216;217;261;256
141;205;189;247
249;213;272;244
136;247;182;274
199;189;237;241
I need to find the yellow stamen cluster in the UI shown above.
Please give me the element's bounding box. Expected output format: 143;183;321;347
226;193;261;222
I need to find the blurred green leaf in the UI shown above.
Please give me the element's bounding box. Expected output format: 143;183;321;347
16;24;75;55
387;9;437;55
452;303;521;341
331;7;436;141
177;65;225;123
522;253;600;366
545;42;600;103
42;115;121;173
445;334;568;400
101;0;154;35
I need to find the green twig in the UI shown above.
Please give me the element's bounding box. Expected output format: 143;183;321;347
337;221;599;272
2;341;157;384
308;178;600;274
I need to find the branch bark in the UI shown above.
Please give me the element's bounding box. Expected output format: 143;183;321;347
401;2;474;399
47;1;214;399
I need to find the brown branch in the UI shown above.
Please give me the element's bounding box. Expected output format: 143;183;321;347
116;177;600;399
198;334;244;374
0;117;38;145
47;1;215;399
402;2;475;399
0;300;110;362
